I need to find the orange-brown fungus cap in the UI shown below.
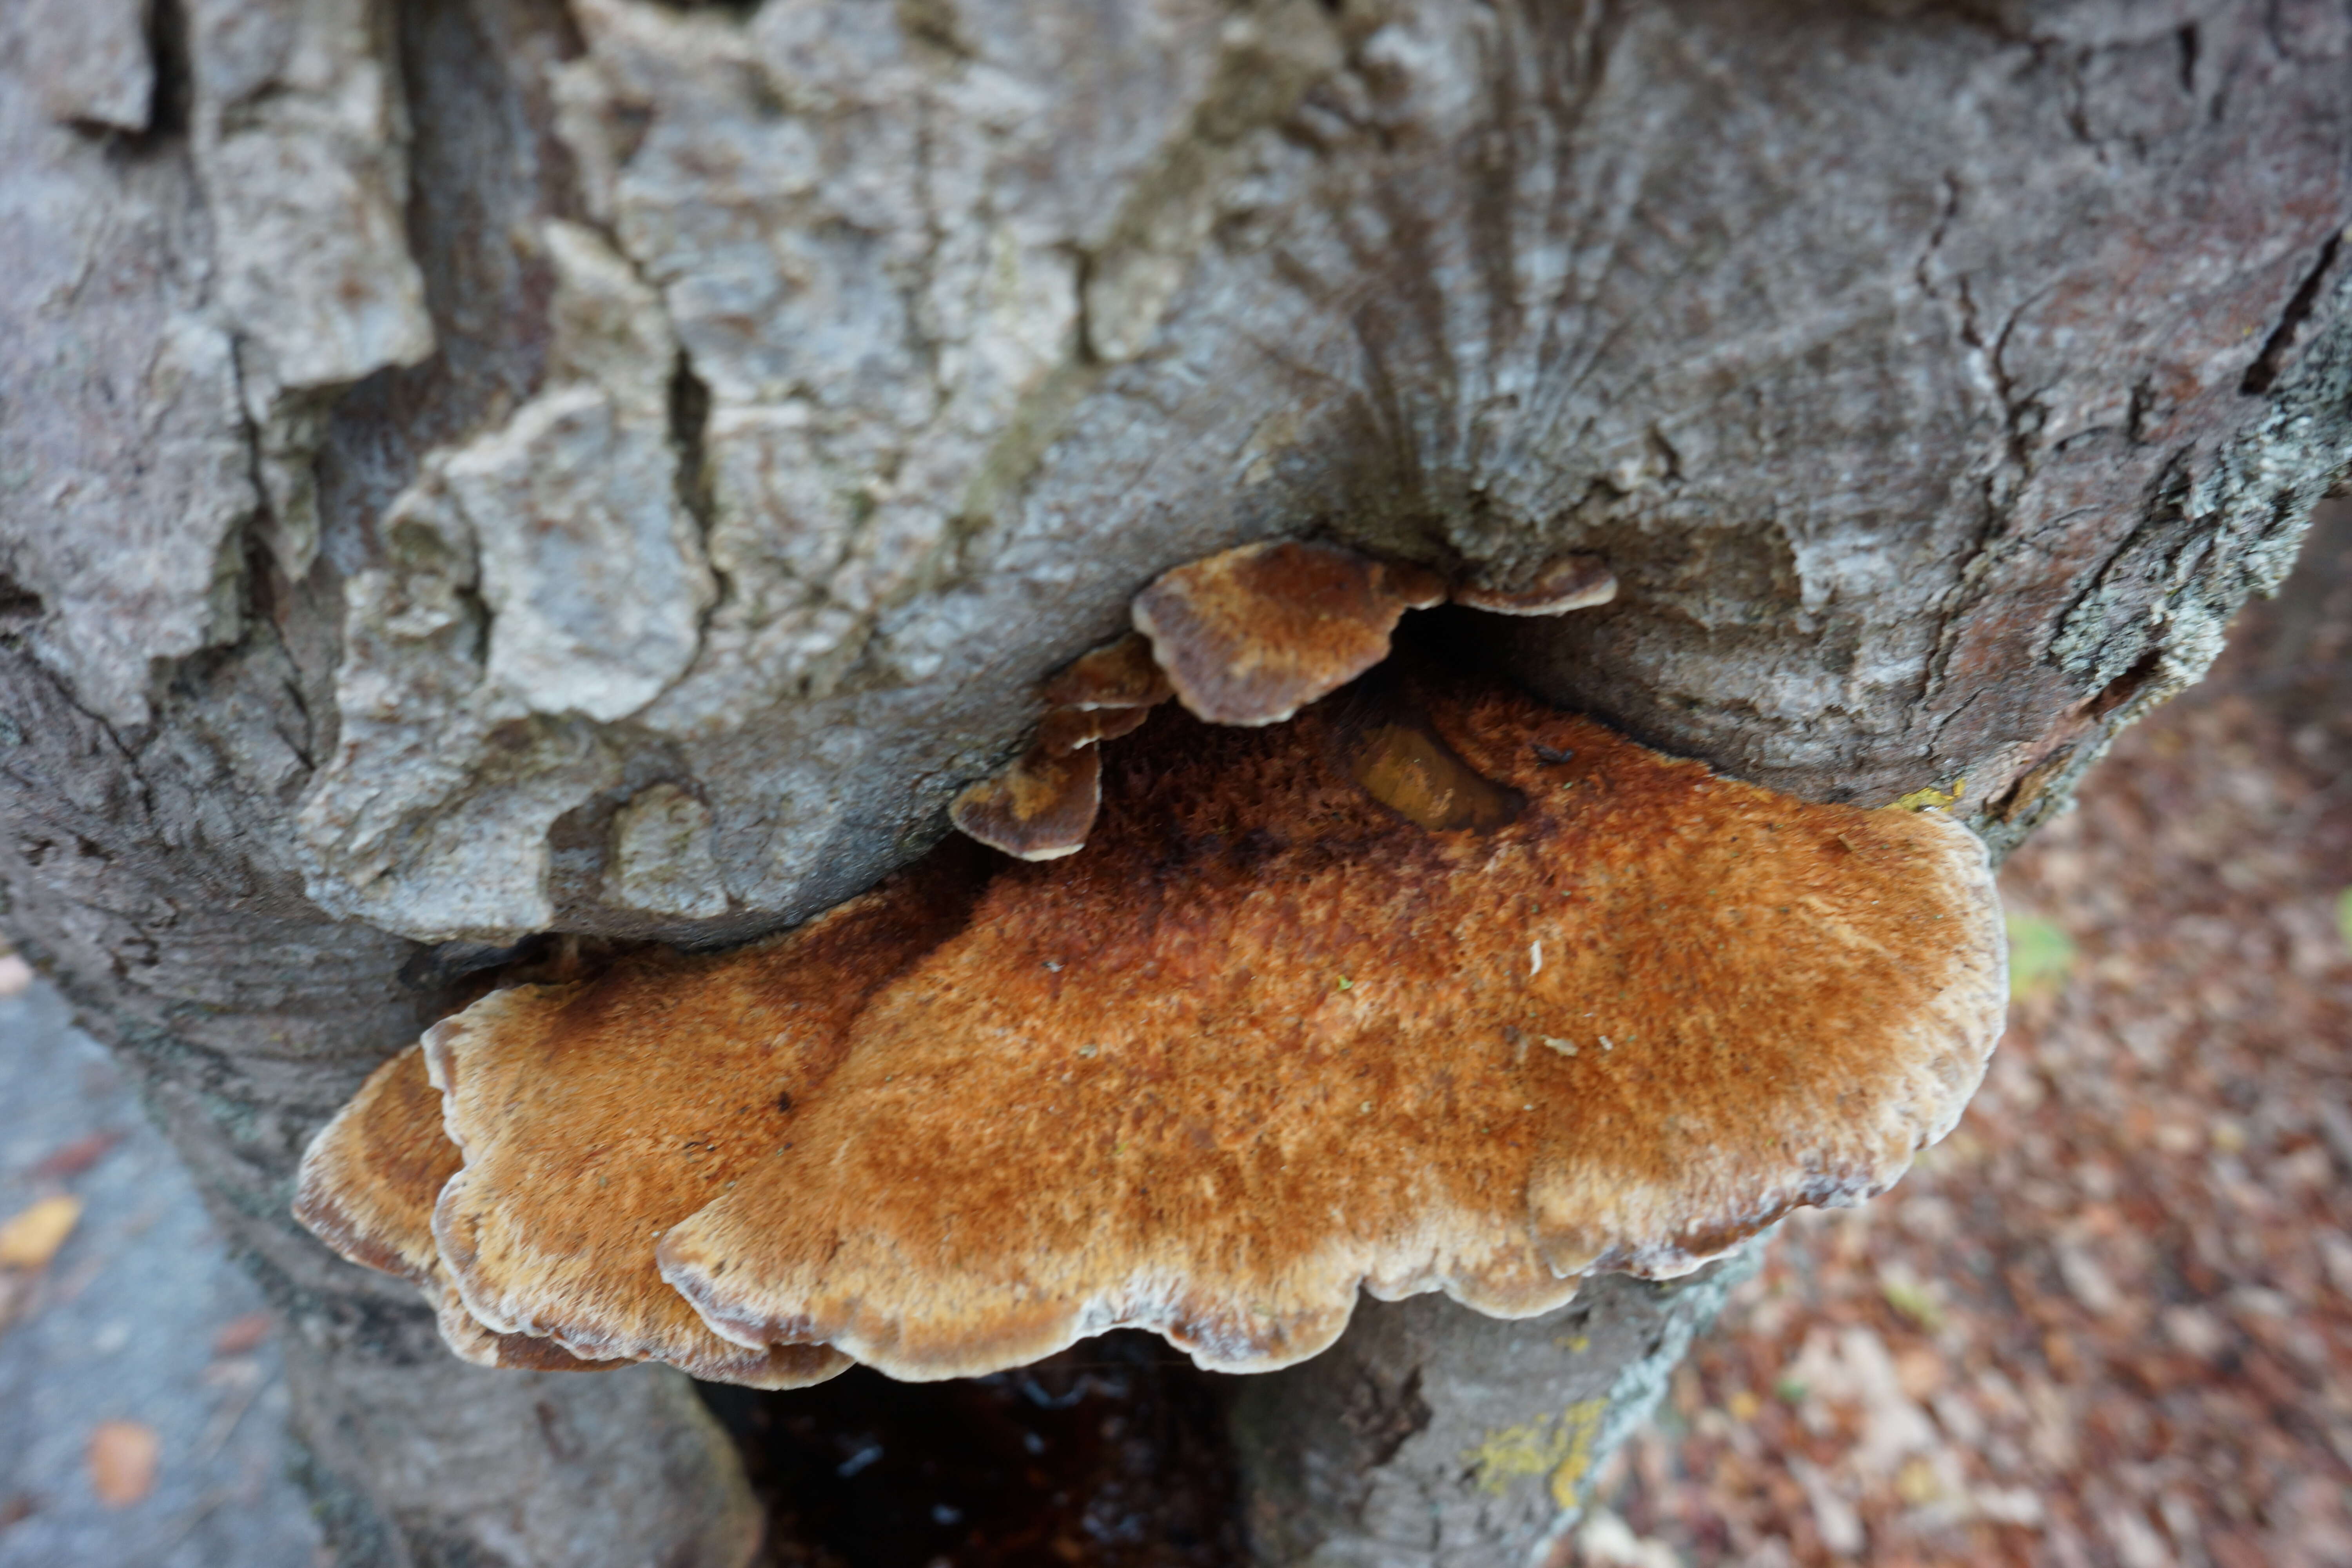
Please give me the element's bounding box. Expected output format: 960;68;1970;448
1381;560;1450;609
422;863;987;1389
1038;632;1174;711
1451;553;1618;615
949;742;1102;860
426;985;854;1387
647;660;2003;1381
1131;540;1444;725
295;1044;463;1287
953;655;1166;862
292;1045;618;1372
1035;705;1153;755
1340;692;1526;834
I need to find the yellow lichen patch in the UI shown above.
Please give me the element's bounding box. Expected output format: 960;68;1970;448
1549;1399;1608;1507
1464;1397;1608;1502
1890;777;1965;811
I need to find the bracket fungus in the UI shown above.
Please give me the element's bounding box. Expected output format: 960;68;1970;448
1037;631;1174;712
1450;552;1619;616
295;1007;855;1387
296;538;2002;1391
954;538;1483;862
654;661;2002;1377
1131;539;1446;726
411;867;987;1388
293;1045;621;1372
947;704;1157;862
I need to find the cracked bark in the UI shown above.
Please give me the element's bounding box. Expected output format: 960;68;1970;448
3;0;2350;1563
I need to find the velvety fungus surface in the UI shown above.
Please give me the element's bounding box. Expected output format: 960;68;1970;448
635;661;2004;1379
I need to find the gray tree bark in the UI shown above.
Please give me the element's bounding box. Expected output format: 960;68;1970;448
2;0;2348;1563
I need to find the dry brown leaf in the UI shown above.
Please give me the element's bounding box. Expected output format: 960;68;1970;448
85;1420;158;1506
0;1195;82;1270
30;1130;121;1180
212;1311;274;1356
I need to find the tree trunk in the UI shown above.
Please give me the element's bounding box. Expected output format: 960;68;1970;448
2;0;2347;1562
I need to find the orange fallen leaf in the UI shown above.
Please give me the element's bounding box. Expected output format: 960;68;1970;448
0;1195;81;1270
85;1420;158;1506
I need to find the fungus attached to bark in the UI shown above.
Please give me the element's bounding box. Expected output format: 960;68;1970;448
344;647;1988;1384
948;704;1162;862
1131;539;1447;725
299;574;1998;1389
419;860;985;1387
948;743;1103;862
1450;553;1618;616
294;1032;848;1385
954;539;1612;862
292;1045;619;1372
1037;631;1173;712
951;633;1172;861
654;662;2000;1378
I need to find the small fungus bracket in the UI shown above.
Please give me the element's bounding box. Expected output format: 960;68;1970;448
1449;554;1618;617
949;632;1174;861
951;539;1618;862
1131;539;1444;727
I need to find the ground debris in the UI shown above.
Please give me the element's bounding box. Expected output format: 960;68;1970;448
1561;510;2352;1568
